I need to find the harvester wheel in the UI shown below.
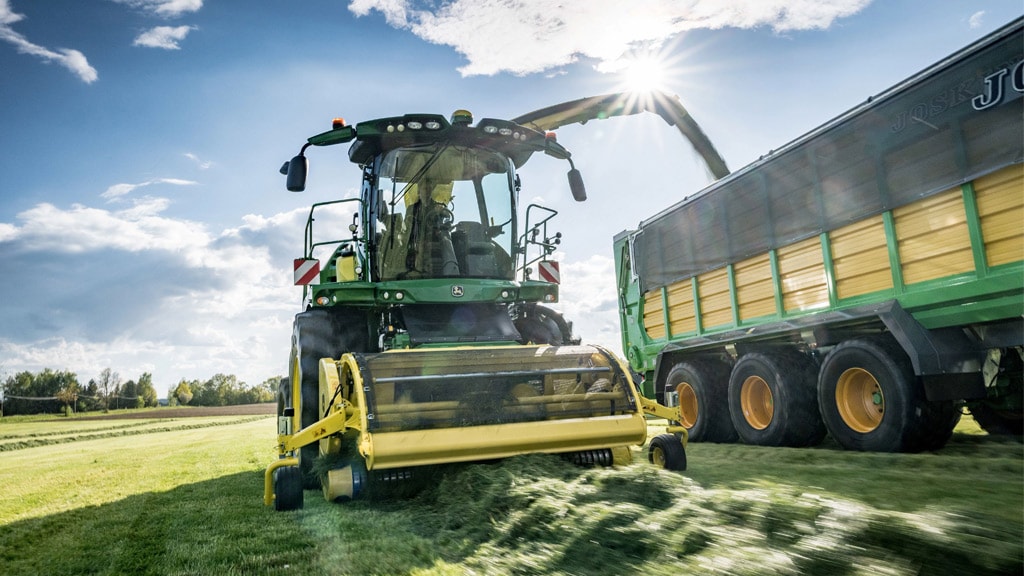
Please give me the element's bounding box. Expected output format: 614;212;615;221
727;351;825;447
648;433;687;471
818;335;956;452
291;307;370;489
664;360;737;443
514;304;576;345
273;466;304;511
276;376;290;417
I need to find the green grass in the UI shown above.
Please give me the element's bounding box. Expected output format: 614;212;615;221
1;415;1021;575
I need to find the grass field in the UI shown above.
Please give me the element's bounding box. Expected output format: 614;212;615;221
1;408;1021;575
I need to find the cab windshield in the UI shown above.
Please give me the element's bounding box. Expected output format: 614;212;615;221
376;145;516;281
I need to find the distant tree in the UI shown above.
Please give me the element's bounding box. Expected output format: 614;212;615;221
255;377;280;403
0;369;78;415
211;373;242;406
55;384;79;415
137;373;158;407
2;371;36;415
173;380;193;405
80;379;103;412
120;379;138;408
98;368;120;412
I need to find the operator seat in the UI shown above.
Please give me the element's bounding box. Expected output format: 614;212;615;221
452;221;502;278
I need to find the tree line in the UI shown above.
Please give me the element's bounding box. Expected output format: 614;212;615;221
0;368;279;416
168;374;277;407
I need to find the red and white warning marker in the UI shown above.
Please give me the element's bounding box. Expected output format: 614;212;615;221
293;258;320;285
538;260;560;284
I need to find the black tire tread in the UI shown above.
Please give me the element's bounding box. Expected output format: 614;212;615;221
728;350;825;447
664;359;737;443
292;307;369;488
648;433;687;471
818;334;958;453
273;466;304;511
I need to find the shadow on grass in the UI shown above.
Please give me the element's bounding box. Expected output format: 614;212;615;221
0;471;339;576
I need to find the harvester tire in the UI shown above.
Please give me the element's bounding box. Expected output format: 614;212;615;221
291;307;370;489
818;335;957;452
276;376;290;417
664;360;737;443
273;466;304;511
727;351;825;447
514;304;577;345
648;433;687;471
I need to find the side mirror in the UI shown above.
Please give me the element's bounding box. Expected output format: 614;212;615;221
285;155;308;192
567;168;586;202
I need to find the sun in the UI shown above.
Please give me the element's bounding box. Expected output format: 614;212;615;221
619;54;669;93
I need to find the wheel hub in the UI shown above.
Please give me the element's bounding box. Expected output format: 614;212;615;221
677;382;699;428
836;367;884;433
740;375;773;430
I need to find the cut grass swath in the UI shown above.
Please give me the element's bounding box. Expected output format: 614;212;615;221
0;414;1020;575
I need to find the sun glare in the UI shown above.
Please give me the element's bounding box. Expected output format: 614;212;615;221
621;55;668;93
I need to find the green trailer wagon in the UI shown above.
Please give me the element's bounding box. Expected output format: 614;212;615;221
615;18;1023;452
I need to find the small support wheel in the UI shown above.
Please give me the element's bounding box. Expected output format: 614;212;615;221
648;433;687;471
273;466;304;511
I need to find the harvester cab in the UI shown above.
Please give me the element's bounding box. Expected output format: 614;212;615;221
266;110;687;510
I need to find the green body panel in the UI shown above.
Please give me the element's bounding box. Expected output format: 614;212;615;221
310;278;557;308
616;210;1023;382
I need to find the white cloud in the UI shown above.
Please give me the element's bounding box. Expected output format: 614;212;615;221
133;25;195;49
349;0;873;76
0;196;626;393
0;198;304;393
0;0;98;83
0;0;20;25
555;254;623;353
184;152;213;169
101;177;197;199
0;222;15;242
968;11;985;29
112;0;203;18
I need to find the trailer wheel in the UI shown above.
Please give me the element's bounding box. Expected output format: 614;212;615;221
273;466;304;511
648;433;687;471
818;335;956;452
727;351;825;447
664;360;737;443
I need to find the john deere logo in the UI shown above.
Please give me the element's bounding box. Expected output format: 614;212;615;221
452;285;464;297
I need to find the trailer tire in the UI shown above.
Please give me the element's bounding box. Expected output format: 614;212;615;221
273;466;304;511
728;351;825;447
664;360;737;443
648;433;687;471
914;399;961;451
818;335;956;452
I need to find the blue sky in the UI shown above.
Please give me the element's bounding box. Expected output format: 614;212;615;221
1;0;1020;396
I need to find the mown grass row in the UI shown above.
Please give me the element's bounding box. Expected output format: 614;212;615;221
1;415;1021;575
0;415;269;452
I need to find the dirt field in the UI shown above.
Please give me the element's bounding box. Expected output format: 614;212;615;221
70;403;276;420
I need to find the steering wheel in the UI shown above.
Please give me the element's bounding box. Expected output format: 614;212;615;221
425;202;454;230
